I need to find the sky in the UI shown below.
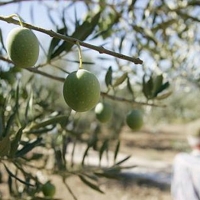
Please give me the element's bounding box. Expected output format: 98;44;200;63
0;1;87;42
0;1;110;75
0;0;153;85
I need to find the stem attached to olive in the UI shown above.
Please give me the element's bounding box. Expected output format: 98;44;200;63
76;41;83;69
8;14;23;27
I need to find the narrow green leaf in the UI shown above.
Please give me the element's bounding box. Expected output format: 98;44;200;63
95;171;119;180
82;173;99;182
152;74;163;97
70;11;101;43
81;145;91;166
113;72;127;87
127;76;134;97
95;167;121;179
15;137;42;158
156;81;170;94
142;75;154;99
118;34;126;53
47;27;67;61
114;141;120;163
24;91;33;124
8;175;13;195
26;126;55;134
79;175;104;194
99;140;109;164
29;115;68;130
105;66;112;88
0;28;6;51
9;127;24;158
3;112;16;138
0;134;11;157
156;90;172;100
3;84;19;137
4;164;34;187
0;111;4;138
51;11;101;59
115;155;131;166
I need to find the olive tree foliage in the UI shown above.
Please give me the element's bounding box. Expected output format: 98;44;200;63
0;0;200;198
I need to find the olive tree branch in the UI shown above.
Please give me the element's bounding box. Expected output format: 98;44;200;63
0;56;163;107
28;69;165;107
101;92;166;107
0;56;65;82
63;179;78;200
27;68;65;82
0;55;13;63
0;0;23;6
0;15;143;65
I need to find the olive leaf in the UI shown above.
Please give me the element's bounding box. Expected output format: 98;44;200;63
4;164;34;187
152;74;163;97
156;81;170;94
127;76;134;98
28;115;68;130
156;90;173;100
115;155;131;166
79;175;104;194
50;11;101;59
142;75;153;99
114;140;120;163
15;137;42;158
0;134;11;157
81;145;91;166
2;84;19;138
94;170;120;180
113;72;127;87
99;139;109;165
47;27;67;61
0;28;6;51
9;127;24;158
97;10;120;39
105;66;112;88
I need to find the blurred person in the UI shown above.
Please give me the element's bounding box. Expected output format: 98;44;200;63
171;123;200;200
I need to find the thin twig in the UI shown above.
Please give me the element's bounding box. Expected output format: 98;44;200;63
101;92;166;107
63;178;78;200
3;163;35;187
0;0;23;6
0;15;143;65
0;56;163;107
0;55;13;63
27;68;65;82
0;55;65;81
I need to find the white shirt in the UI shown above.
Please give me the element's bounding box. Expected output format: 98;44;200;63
171;152;200;200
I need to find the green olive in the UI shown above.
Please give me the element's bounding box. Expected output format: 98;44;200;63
6;27;39;68
63;69;100;112
126;109;143;130
42;181;56;198
95;102;113;123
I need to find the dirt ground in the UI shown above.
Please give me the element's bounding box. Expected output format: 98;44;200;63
52;123;189;200
0;123;189;200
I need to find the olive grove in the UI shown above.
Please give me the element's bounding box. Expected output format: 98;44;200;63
0;0;200;199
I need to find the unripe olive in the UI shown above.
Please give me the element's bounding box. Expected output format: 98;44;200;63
6;27;39;68
63;69;100;112
95;102;113;123
42;181;56;198
126;109;143;130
